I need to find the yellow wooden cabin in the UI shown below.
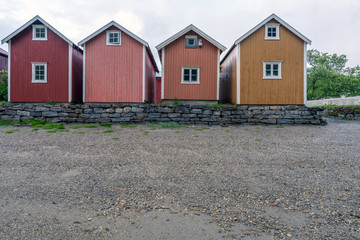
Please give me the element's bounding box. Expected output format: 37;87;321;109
220;14;311;105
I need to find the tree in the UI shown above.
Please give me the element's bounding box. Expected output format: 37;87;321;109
307;49;360;100
0;71;7;101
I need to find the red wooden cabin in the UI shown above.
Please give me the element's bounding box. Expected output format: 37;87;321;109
155;25;226;103
1;15;83;103
79;21;158;103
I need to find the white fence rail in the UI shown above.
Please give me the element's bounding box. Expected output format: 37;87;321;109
306;96;360;107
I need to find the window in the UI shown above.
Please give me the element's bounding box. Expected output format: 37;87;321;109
185;35;197;48
32;25;47;40
182;67;200;84
106;31;121;45
32;63;47;83
265;24;279;40
263;61;281;79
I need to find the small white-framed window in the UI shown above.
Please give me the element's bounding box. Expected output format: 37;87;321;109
181;67;200;84
263;61;281;79
32;25;47;40
106;31;121;45
185;35;197;48
32;63;47;83
265;24;279;40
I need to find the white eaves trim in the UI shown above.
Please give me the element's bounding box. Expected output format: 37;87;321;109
78;21;149;47
155;24;226;52
1;15;74;45
234;13;311;45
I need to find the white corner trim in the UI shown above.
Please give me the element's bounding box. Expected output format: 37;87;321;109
82;44;86;103
161;48;165;99
217;49;220;100
304;42;307;104
68;44;72;102
142;45;146;102
7;40;11;102
236;44;240;104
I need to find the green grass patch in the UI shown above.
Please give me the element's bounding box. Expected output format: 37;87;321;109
112;137;120;140
147;122;179;129
205;103;237;108
42;123;64;130
84;125;98;128
77;131;86;134
5;129;19;134
45;100;56;105
32;128;39;132
120;123;137;128
195;126;210;131
0;120;11;126
142;131;149;135
255;139;262;142
99;123;111;127
103;130;115;133
229;136;233;138
0;101;11;105
225;130;230;133
180;125;189;128
46;129;58;133
276;125;284;128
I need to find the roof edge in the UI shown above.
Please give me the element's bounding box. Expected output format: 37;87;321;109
234;13;311;45
155;24;226;52
78;21;149;47
1;15;75;46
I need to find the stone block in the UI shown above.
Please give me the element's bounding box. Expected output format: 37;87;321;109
106;108;115;113
50;106;62;112
42;111;58;117
169;113;181;118
17;110;31;116
261;119;277;124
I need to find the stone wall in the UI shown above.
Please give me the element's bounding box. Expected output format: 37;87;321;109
324;106;360;121
0;103;327;125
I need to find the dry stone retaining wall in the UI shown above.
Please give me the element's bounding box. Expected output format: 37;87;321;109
0;103;327;125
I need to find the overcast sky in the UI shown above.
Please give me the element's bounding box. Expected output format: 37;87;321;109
1;0;359;68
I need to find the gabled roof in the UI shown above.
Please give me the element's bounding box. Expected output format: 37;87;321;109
78;21;159;72
78;21;148;47
155;24;226;52
1;15;75;45
235;13;311;45
0;48;8;57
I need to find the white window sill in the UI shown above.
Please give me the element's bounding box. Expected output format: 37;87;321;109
181;81;200;84
263;77;282;80
264;37;280;40
32;38;48;41
32;80;47;83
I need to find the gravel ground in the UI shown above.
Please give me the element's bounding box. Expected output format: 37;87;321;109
0;119;359;239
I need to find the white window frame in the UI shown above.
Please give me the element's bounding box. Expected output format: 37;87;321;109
263;61;282;79
32;25;47;41
185;35;197;48
181;67;200;84
106;30;121;46
265;24;280;40
32;62;47;83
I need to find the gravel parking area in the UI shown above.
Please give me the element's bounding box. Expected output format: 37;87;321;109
0;119;359;239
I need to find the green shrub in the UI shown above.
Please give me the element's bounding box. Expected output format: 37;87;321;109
0;71;8;102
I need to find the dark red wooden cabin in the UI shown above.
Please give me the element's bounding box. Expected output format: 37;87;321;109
1;15;83;103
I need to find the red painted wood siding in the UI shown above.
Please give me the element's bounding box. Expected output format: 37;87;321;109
0;55;7;71
85;26;143;102
163;30;218;100
72;48;83;103
145;49;156;103
10;23;69;102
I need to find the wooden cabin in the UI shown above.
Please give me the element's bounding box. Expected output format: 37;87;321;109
1;15;83;103
220;14;311;105
156;25;226;103
0;49;8;71
78;21;158;103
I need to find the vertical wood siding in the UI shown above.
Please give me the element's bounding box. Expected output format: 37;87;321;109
240;20;304;104
220;47;237;104
72;48;83;103
163;30;218;100
0;55;7;71
85;26;143;102
10;23;69;102
145;49;156;103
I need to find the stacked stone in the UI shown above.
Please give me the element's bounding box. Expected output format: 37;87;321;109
325;106;360;121
0;103;327;125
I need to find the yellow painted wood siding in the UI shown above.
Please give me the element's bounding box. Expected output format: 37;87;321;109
240;21;304;104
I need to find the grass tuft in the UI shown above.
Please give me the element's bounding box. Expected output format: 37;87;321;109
69;126;83;129
120;123;137;128
84;125;98;128
42;123;64;130
103;130;115;133
147;122;179;129
99;123;111;127
5;129;19;134
0;120;11;126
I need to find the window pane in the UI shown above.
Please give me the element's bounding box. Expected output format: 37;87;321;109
266;70;271;76
266;64;271;70
188;39;194;45
273;64;278;70
183;69;190;81
273;71;278;76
